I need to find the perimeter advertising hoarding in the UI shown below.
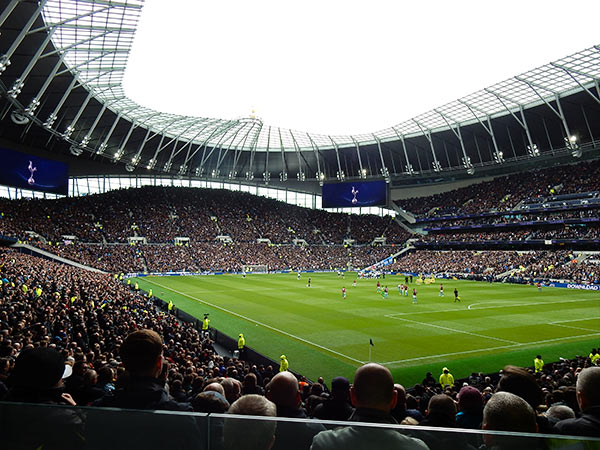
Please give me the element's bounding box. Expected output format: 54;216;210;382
0;147;69;195
322;180;387;208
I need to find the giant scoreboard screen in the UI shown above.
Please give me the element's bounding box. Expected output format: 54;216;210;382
322;180;387;208
0;147;69;195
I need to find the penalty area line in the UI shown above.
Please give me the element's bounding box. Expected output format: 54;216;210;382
143;279;365;365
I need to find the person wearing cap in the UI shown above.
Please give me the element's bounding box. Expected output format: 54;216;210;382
2;347;84;449
439;367;454;388
312;376;354;421
279;354;289;372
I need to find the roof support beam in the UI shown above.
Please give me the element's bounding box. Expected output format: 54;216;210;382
458;100;502;162
484;88;535;153
1;0;48;63
412;119;441;172
550;62;600;106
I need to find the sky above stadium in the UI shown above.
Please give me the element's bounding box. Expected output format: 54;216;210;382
123;0;599;136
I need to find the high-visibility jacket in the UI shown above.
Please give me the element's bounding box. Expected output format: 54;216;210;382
439;372;454;387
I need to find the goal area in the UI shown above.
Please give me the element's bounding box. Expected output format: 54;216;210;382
241;264;268;274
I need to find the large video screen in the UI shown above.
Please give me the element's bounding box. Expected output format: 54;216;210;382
322;180;387;208
0;147;69;195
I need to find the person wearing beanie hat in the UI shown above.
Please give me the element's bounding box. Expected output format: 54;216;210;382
312;376;354;421
456;385;484;430
279;354;289;372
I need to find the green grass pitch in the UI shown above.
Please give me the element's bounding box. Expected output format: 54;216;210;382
133;273;600;386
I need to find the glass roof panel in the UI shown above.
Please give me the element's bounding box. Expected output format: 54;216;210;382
41;1;600;152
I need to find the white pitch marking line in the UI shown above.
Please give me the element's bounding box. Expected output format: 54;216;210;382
380;331;600;365
143;279;365;365
386;315;520;345
548;317;600;333
384;297;597;317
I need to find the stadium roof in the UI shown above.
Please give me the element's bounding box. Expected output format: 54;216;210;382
1;0;600;185
39;0;600;152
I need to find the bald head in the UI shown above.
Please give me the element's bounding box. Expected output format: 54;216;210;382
576;366;600;410
266;371;300;409
204;382;225;397
483;392;537;433
351;363;397;411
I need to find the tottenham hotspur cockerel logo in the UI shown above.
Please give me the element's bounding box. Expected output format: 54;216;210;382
28;161;37;186
351;186;359;204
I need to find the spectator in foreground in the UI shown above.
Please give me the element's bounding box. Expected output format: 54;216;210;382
224;394;277;450
310;363;428;450
266;371;325;450
93;329;192;411
554;367;600;437
482;391;539;450
2;347;84;449
312;376;354;421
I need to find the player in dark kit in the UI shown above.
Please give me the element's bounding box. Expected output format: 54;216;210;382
454;288;460;302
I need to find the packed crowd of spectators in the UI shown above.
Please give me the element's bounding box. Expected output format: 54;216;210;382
1;248;599;449
422;208;600;228
396;159;600;217
0;186;410;245
388;250;598;283
35;242;397;274
419;224;600;242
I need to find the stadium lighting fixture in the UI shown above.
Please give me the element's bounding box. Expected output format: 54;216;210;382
125;163;135;172
527;144;539;157
263;172;270;184
113;149;124;161
432;160;442;172
380;167;390;183
405;164;414;175
25;98;40;116
0;55;10;74
245;171;254;181
97;142;107;156
179;164;188;175
297;172;306;182
194;167;202;176
211;169;220;178
493;151;504;164
228;170;237;179
336;171;345;181
360;168;367;179
565;135;581;158
43;113;57;129
7;78;23;98
63;125;75;139
279;172;288;182
163;161;172;171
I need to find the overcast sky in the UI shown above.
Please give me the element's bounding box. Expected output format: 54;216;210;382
123;0;599;136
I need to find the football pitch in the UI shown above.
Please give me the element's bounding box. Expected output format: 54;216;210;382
132;273;600;386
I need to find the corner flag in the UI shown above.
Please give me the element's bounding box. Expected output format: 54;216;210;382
369;339;374;346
